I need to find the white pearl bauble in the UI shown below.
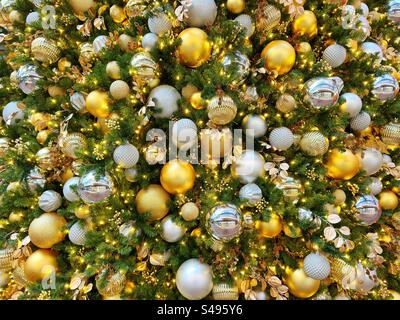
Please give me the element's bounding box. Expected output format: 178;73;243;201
172;118;198;149
148;13;172;35
26;11;40;25
113;143;139;169
161;216;186;243
68;221;87;246
322;44;347;68
39;190;62;212
340;93;362;118
350;111;371;131
176;258;213;300
2;101;24;125
269;127;294;151
148;85;181;118
242;115;267;138
142;33;158;51
232;150;265;184
368;177;383;195
234;14;254;37
358;148;383;176
303;253;331;280
63;177;80;202
186;0;217;27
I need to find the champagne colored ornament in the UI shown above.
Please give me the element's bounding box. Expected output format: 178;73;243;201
339;93;362;118
261;40;296;75
207;95;237;125
86;90;111;118
160;160;195;195
161;216;186;243
239;183;262;206
212;283;239;300
69;0;95;14
379;190;398;210
148;13;172;35
39;190;62;212
292;10;318;38
75;205;91;219
322;44;347;68
368;178;383;196
333;189;346;205
296;42;312;53
106;61;121;80
186;0;217;27
177;28;212;68
303;253;331;280
355;194;382;225
68;221;88;246
125;0;146;18
350;111;371;131
200;127;233;160
118;34;134;52
110;5;126;23
207;204;242;242
78;170;113;204
356;148;383;176
135;184;170;221
227;0;245;14
110;80;130;100
255;214;282;238
276;94;296;113
269;127;294;151
58;58;71;72
61;133;88;159
257;4;281;31
242;115;267;138
113;143;139;169
142;33;158;51
300;132;329;156
0;248;14;272
31;37;60;65
381;122;400;146
285;268;320;299
232;150;265;184
28;212;67;249
176;258;213;300
190;92;206;110
180;202;199;221
148;85;181;118
30;112;50;131
276;177;303;203
326;148;360;180
130;52;160;88
25;249;58;282
234;14;254;37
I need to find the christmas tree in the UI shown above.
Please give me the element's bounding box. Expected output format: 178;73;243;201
0;0;399;300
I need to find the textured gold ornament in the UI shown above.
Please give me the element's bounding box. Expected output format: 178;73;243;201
28;212;67;249
257;4;281;31
135;184;170;221
96;270;126;297
160;159;196;195
285;268;320;299
299;132;329;156
292;10;318;38
12;263;30;288
276;94;297;113
86;90;111;118
31;37;61;65
381;122;400;146
0;248;14;272
255;213;282;238
212;283;239;300
261;40;296;75
177;28;212;68
24;249;58;282
130;52;160;88
326;148;360;180
79;42;96;64
60;132;88;159
30;112;51;131
207;95;237;125
330;258;353;283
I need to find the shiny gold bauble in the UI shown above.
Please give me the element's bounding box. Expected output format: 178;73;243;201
9;211;24;223
61;168;74;183
190;92;206;110
180;202;199;221
177;28;211;68
118;34;135;52
160;160;196;195
29;212;67;249
296;42;312;53
227;0;245;14
283;223;302;238
261;40;296;75
25;249;58;282
110;5;126;23
86;90;111;118
292;10;318;38
285;268;320;299
326;148;360;180
48;86;66;97
255;213;283;238
30;112;50;131
135;184;170;221
333;189;346;205
75;205;91;219
379;190;399;210
106;61;121;80
69;0;95;14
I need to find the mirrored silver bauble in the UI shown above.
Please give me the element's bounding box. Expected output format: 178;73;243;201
231;150;265;184
113;143;139;169
355;195;382;226
360;42;383;64
207;204;242;242
239;183;262;206
276;177;303;203
2;101;24;125
16;64;42;94
371;74;399;101
70;92;87;113
78;170;113;204
63;177;80;202
38;190;62;212
26;167;46;191
222;51;250;84
161;216;186;243
388;0;400;24
304;77;344;110
368;177;383;196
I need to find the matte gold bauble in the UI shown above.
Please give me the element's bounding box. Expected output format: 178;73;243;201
379;190;399;210
48;86;66;97
86;90;111;118
75;205;91;219
283;223;302;238
227;0;245;14
69;0;95;14
177;28;212;68
24;249;58;282
135;184;170;221
9;211;24;223
106;61;121;80
255;213;282;238
333;189;346;205
110;80;130;100
28;212;67;249
180;202;199;221
292;10;318;38
118;34;135;52
110;5;126;23
190;92;206;110
285;268;320;298
160;160;196;195
261;40;296;75
326;148;360;180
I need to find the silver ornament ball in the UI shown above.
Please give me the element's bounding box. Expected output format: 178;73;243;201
39;190;62;212
242;115;267;139
339;93;362;118
350;111;371;131
239;183;262;206
69;221;88;246
372;74;399;101
142;33;158;51
78;170;113;204
231;150;265;184
2;101;24;125
355;194;382;226
171;118;198;150
322;44;347;68
63;177;80;202
16;64;42;94
222;51;250;84
303;253;331;280
161;216;186;243
148;85;181;118
358;148;383;176
234;14;254;37
304;77;344;110
269;127;294;151
148;13;172;35
186;0;217;27
207;204;242;242
113;143;140;169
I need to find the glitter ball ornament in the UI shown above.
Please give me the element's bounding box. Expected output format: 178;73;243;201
339;93;362;118
355;195;382;226
242;115;267;138
16;64;42;94
303;253;331;280
60;133;88;159
130;52;160;88
322;44;347;68
208;204;242;242
269;127;294;151
222;51;250;84
161;216;186;243
285;268;320;299
148;13;172;35
176;258;213;300
231;150;265;184
350;111;371;131
360;42;383;64
234;14;254;37
110;80;130;100
368;177;383;195
186;0;217;27
26;167;46;192
261;40;296;75
68;221;87;246
276;94;296;113
356;148;383;176
78;170;113;204
96;270;126;298
39;190;62;212
239;183;262;206
180;202;199;221
276;177;303;203
70;92;86;113
2;101;24;125
160;160;195;195
207;95;237;125
372;74;399;101
113;143;139;169
28;212;67;249
148;85;181;118
142;33;158;51
300;132;329;156
381;122;400;146
212;283;239;300
304;77;343;110
31;37;60;64
388;0;400;23
171;118;198;149
292;10;318;38
256;4;281;31
135;184;170;221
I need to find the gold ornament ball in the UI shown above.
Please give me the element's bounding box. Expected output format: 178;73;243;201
106;61;121;80
292;10;318;38
177;28;212;68
255;213;283;238
118;34;135;52
75;205;91;219
180;202;199;221
28;212;67;249
30;112;50;131
110;5;126;23
135;184;170;221
48;86;66;97
261;40;296;75
24;249;58;282
296;42;312;53
326;148;360;180
69;0;95;14
285;268;320;299
110;80;130;100
190;92;206;110
160;160;196;195
182;84;198;100
227;0;245;14
58;58;71;72
333;189;346;205
379;190;399;210
283;223;302;238
61;168;74;183
86;90;111;118
9;211;24;223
